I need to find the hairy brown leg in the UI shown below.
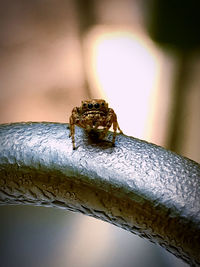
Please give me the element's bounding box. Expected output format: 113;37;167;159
117;123;123;134
112;112;123;144
99;108;122;144
99;118;112;140
69;116;76;150
112;121;118;144
99;113;113;141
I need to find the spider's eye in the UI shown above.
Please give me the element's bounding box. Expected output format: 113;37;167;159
88;103;93;109
94;103;100;109
101;102;105;106
83;103;87;107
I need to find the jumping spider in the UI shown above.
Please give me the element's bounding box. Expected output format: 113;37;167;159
69;99;123;149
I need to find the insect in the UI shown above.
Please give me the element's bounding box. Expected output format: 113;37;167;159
69;99;123;149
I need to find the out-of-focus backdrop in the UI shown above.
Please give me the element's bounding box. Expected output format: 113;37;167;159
0;0;200;266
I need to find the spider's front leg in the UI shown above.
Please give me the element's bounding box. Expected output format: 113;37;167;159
100;108;123;145
69;118;75;150
69;108;79;150
108;108;123;145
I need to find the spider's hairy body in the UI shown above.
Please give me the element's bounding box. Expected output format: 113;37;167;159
69;99;123;149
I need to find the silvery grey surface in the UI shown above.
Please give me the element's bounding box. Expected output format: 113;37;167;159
0;122;200;266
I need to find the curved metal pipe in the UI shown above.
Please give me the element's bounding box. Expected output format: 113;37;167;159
0;122;200;266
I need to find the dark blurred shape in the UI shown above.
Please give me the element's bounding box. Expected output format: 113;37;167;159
147;0;200;50
146;0;200;155
75;0;97;98
75;0;96;35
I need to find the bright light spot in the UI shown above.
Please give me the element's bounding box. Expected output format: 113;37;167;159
85;27;161;139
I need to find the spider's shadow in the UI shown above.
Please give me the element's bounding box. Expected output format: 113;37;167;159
85;129;114;149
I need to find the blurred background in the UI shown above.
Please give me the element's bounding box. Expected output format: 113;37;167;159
0;0;200;266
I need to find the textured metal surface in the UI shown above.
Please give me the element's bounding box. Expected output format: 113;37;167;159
0;122;200;266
